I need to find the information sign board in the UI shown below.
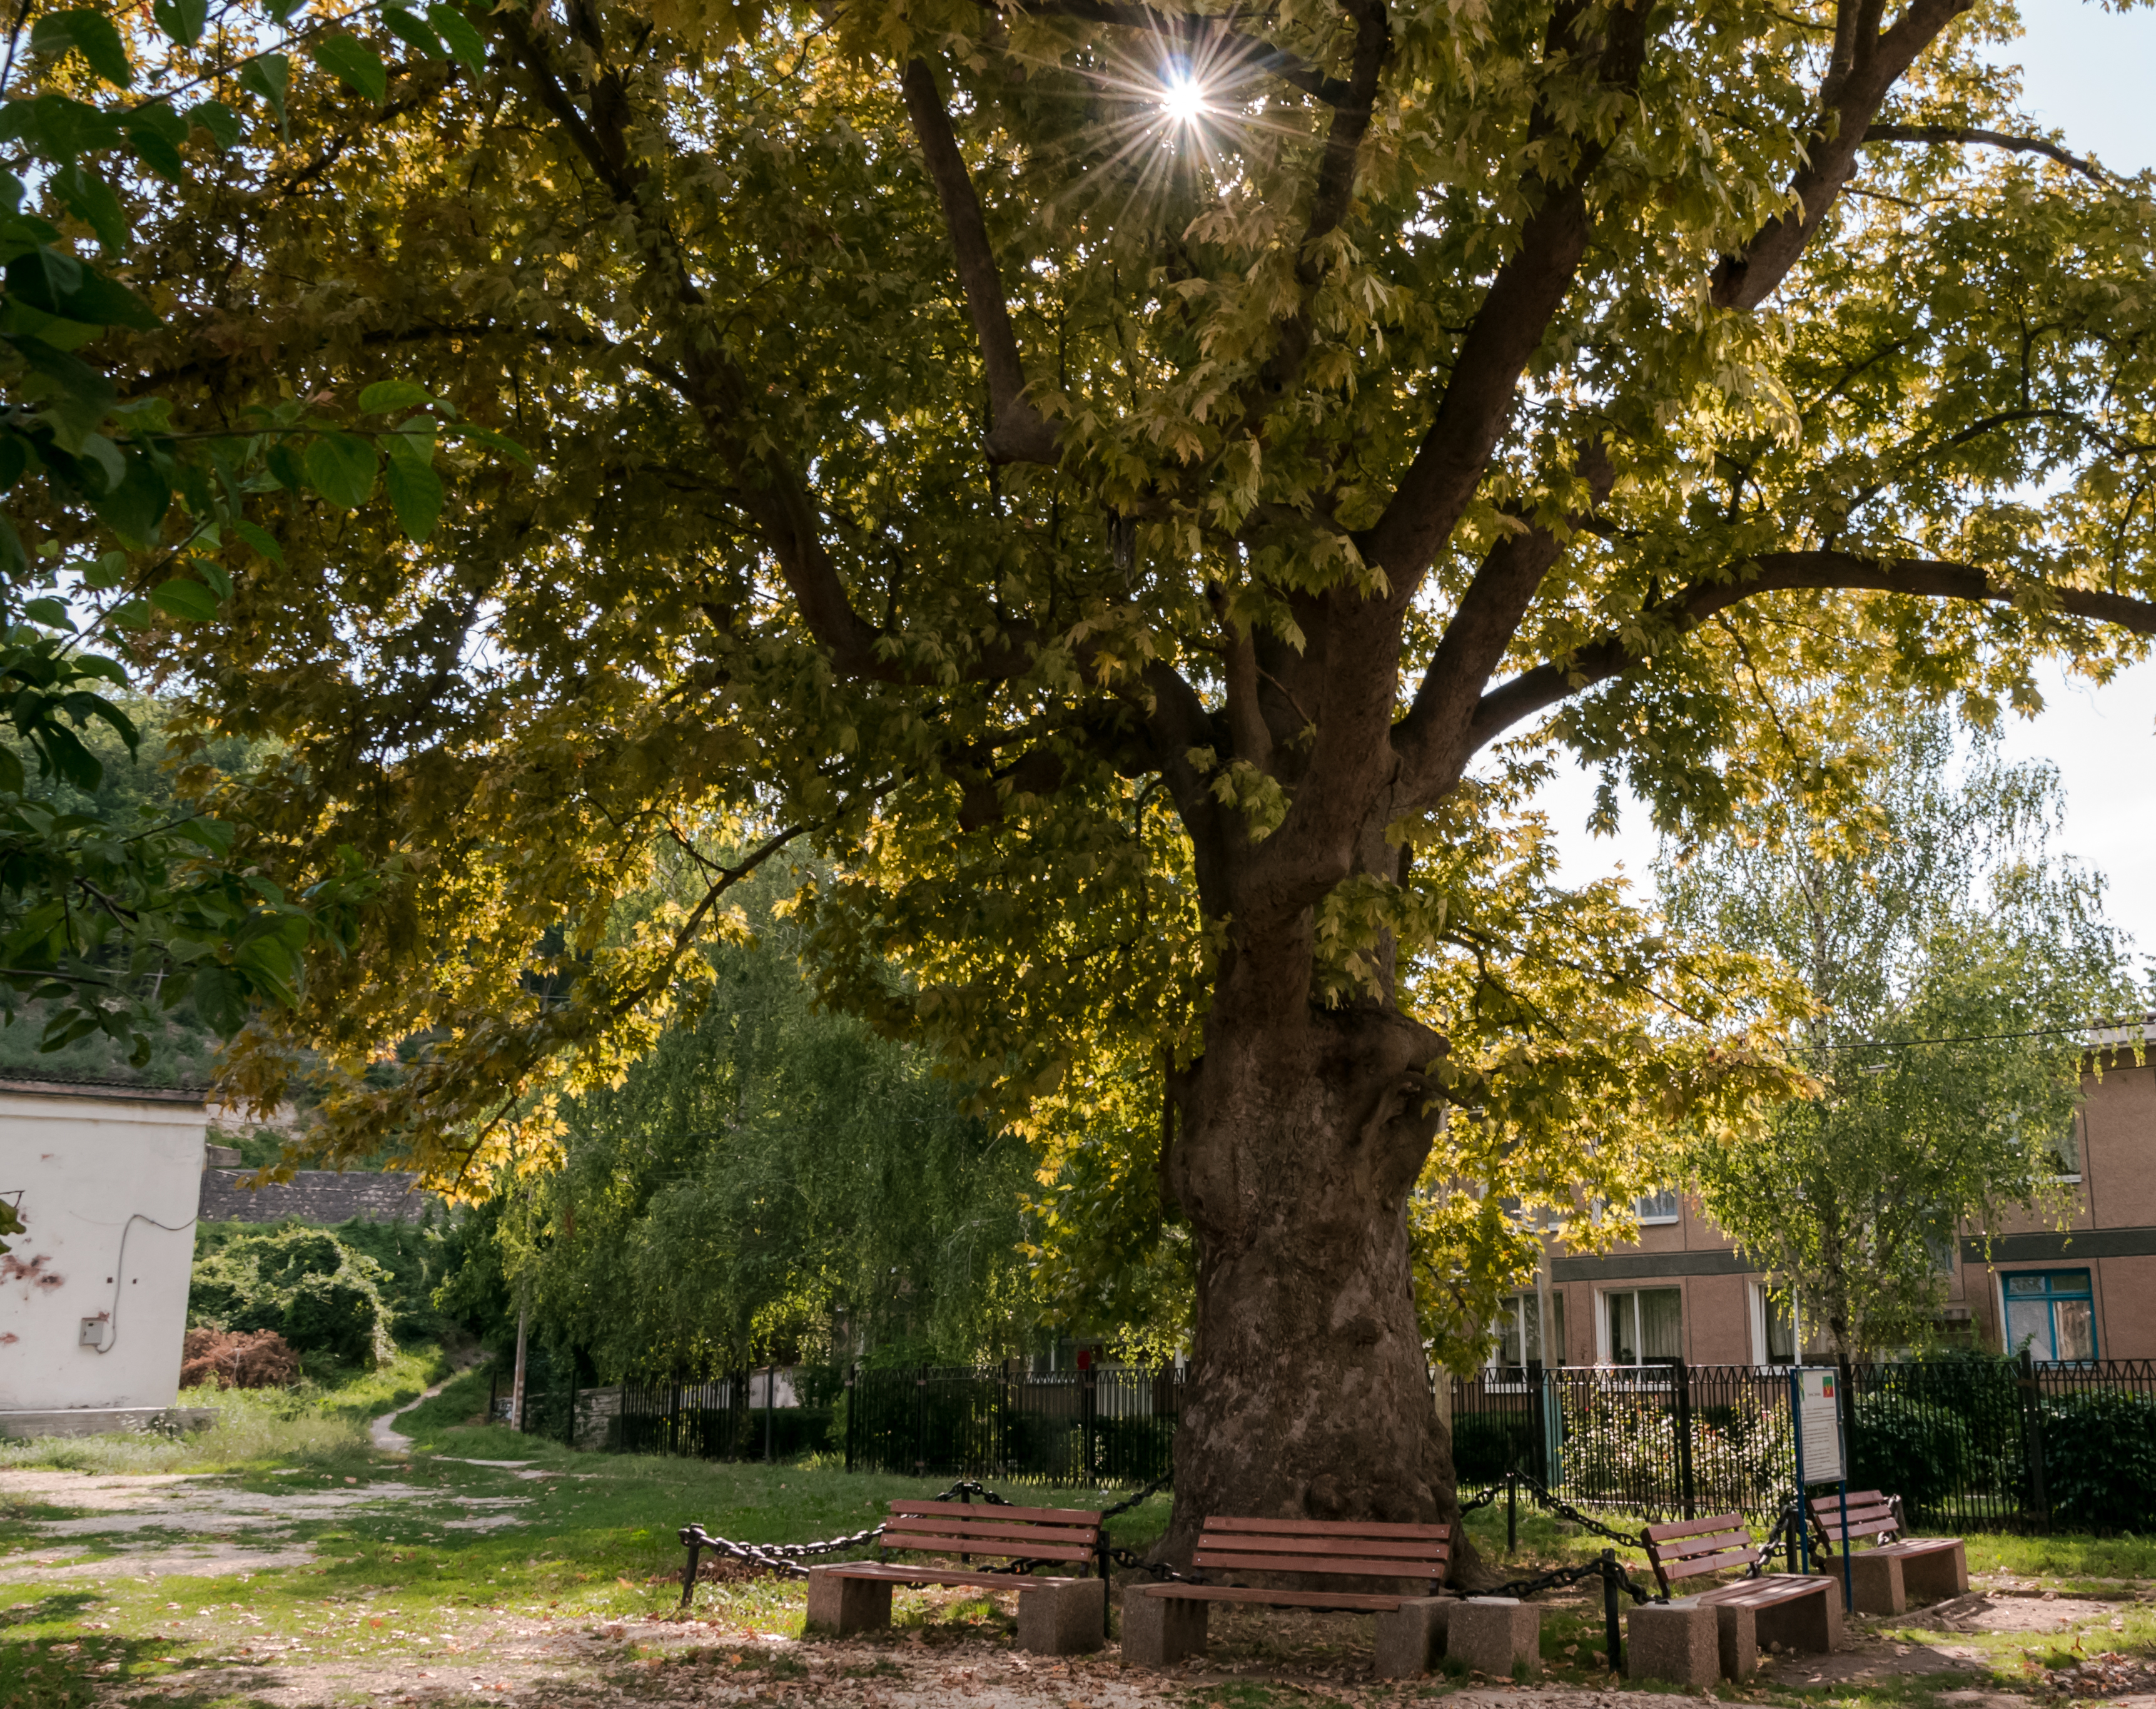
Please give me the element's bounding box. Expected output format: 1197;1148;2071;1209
1795;1367;1843;1483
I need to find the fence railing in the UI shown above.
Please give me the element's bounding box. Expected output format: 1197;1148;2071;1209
845;1364;1181;1487
1451;1354;2156;1534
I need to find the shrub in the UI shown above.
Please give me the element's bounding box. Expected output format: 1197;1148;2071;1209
2041;1388;2156;1533
179;1327;301;1389
188;1225;395;1367
1850;1394;1975;1523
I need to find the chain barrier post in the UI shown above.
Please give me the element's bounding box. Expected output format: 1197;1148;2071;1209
2020;1346;2050;1529
1602;1549;1622;1674
1506;1469;1517;1555
844;1366;857;1474
1675;1358;1696;1521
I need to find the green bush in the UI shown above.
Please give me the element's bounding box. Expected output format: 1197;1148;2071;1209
2041;1389;2156;1533
188;1225;395;1367
1849;1394;1975;1524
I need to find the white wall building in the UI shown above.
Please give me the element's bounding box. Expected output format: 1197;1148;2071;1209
0;1079;211;1435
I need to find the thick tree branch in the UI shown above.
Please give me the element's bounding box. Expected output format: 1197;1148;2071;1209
900;58;1059;465
1360;0;1649;590
1391;444;1616;798
1865;123;2108;186
1465;550;2156;759
1711;0;1975;312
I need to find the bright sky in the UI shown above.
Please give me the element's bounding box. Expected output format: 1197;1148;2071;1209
1529;0;2156;965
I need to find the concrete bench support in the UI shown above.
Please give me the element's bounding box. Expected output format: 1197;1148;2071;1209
1016;1578;1106;1656
1626;1599;1719;1686
806;1569;892;1636
1372;1596;1452;1678
1833;1541;1968;1615
1120;1585;1209;1667
1717;1585;1840;1681
1447;1598;1539;1678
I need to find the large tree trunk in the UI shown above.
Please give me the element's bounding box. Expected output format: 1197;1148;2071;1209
1162;977;1484;1583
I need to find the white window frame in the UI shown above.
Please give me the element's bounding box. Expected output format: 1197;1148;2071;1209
1750;1281;1795;1369
1636;1189;1681;1226
1597;1285;1684;1368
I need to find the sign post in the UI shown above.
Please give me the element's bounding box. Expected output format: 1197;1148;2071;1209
1790;1366;1853;1610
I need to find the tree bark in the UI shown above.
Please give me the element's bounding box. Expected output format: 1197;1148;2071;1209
1162;983;1485;1582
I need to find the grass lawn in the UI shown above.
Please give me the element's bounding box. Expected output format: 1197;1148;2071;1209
1;1358;2150;1708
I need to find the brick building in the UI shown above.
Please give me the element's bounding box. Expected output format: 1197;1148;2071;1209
1489;1037;2156;1369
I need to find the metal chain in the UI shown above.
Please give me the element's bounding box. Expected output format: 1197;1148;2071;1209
1460;1472;1651;1553
1470;1556;1656;1604
674;1478;1019;1591
1097;1470;1172;1520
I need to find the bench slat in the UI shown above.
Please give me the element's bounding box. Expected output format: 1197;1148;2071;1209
1192;1549;1444;1579
1660;1546;1763;1581
1655;1527;1754;1558
882;1531;1095;1563
889;1499;1103;1525
1193;1533;1447;1563
1200;1518;1452;1540
883;1518;1100;1547
1138;1585;1416;1611
816;1564;1078;1590
1695;1576;1833;1609
1645;1513;1749;1543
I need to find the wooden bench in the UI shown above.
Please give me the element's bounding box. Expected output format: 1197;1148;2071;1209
1631;1513;1841;1683
1123;1518;1496;1680
805;1499;1106;1654
1809;1490;1968;1615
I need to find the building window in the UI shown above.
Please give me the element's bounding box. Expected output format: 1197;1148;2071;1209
1489;1292;1566;1372
1636;1189;1681;1225
2003;1270;2097;1363
1604;1287;1683;1366
2050;1115;2083;1182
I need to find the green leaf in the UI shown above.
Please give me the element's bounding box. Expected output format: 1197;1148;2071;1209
187;100;241;152
148;576;221;622
107;597;151;631
21;597;71;628
0;744;22;796
50;163;127;256
426;3;488;76
440;420;535;468
6;246;83;314
94;452;172;547
231;518;286;565
31;11;134;88
384;454;443;541
381;6;446;59
173;816;236;854
23;94;122;163
0;438;26;494
56;270;159;332
265;440;306;492
303;433;378;509
0;515;29;582
40;722;103;791
237;54;291;125
122;109;187;182
358;378;433;415
313;34;387;105
190;964;247;1033
151;0;208;48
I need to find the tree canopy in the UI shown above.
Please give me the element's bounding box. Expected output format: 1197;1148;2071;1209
17;0;2156;1538
1666;709;2142;1367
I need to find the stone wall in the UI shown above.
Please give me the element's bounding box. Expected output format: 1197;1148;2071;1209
198;1170;435;1225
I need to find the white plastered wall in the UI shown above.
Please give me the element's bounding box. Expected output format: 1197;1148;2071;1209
0;1085;208;1412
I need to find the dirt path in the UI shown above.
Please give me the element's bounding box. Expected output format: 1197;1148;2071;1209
373;1357;491;1453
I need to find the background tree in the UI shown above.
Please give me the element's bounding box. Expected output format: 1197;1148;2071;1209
1666;711;2142;1377
57;0;2156;1554
485;870;1041;1379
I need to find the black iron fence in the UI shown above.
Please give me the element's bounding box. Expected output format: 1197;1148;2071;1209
1451;1354;2156;1534
844;1364;1182;1487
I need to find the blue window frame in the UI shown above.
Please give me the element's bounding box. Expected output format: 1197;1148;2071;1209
2003;1269;2097;1363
